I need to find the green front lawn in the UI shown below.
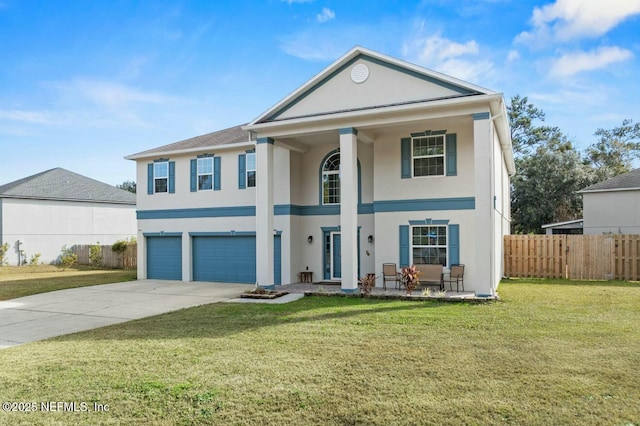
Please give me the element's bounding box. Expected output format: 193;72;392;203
0;265;137;300
0;280;639;425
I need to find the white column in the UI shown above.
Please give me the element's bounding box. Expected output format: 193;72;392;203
339;128;358;292
473;112;494;295
256;137;275;288
182;233;191;282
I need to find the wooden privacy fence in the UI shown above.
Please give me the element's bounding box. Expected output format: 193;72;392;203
71;244;137;269
504;235;640;281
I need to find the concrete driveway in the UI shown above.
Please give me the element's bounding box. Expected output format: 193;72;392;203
0;280;253;349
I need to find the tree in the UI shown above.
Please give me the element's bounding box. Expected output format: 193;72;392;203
508;95;593;234
585;119;640;181
117;180;136;193
508;95;562;157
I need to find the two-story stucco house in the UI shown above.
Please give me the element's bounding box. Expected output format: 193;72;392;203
126;46;514;296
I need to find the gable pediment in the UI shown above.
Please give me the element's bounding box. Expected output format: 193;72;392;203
257;50;487;123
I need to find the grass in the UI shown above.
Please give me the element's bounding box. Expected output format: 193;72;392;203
0;265;137;300
0;279;639;425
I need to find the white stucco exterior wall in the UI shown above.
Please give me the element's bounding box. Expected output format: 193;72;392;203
1;198;136;266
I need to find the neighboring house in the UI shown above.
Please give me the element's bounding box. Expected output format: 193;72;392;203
580;168;640;235
126;46;514;296
541;219;583;235
0;168;137;265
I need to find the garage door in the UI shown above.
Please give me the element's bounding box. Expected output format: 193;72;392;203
147;236;182;280
192;235;281;284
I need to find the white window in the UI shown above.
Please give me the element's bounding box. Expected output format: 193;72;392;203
411;225;447;265
246;152;256;188
322;151;340;205
413;135;444;177
197;158;213;191
154;162;168;193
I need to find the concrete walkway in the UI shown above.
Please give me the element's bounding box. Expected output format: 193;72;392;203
0;280;253;349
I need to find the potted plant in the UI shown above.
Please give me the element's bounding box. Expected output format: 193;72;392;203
359;273;377;296
401;265;421;295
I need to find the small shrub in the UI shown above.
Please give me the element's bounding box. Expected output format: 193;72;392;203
28;253;41;271
112;238;135;268
89;242;103;267
58;245;78;270
401;265;421;294
0;242;9;266
359;274;377;296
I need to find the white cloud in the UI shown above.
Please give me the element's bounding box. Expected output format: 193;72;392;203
549;46;633;77
51;79;171;108
402;32;493;82
517;0;640;43
506;49;520;63
316;7;335;23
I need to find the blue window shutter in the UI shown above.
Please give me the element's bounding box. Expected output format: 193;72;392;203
190;159;197;192
399;225;410;267
401;138;411;179
147;164;154;194
214;156;221;191
168;161;176;193
446;134;457;176
449;224;460;266
238;154;246;189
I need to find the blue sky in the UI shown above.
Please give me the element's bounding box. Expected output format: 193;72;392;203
1;0;639;186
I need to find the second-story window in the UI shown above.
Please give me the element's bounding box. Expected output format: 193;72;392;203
246;152;256;188
322;151;340;205
197;158;213;190
413;135;444;177
154;162;168;193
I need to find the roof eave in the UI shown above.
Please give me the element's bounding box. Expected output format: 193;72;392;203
0;194;136;205
579;187;640;194
125;140;256;161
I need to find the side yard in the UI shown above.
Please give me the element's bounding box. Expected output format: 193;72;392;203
0;279;638;425
0;265;137;300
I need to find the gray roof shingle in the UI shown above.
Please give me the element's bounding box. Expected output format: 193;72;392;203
0;168;136;204
581;168;640;192
128;124;250;158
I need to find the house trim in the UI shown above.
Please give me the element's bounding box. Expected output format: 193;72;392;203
136;197;476;220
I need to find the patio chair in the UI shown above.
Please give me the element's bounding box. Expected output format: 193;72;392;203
382;263;401;290
442;264;465;292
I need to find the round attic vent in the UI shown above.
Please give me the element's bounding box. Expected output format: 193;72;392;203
350;63;369;83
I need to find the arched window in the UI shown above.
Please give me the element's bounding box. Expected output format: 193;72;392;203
322;151;340;205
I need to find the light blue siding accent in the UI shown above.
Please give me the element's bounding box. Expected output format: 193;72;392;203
341;288;358;294
473;112;490;120
214;156;221;191
136;197;473;220
191;235;281;285
168;161;175;194
238;154;246;189
146;236;182;280
190;159;197;192
374;197;475;212
446;133;457;176
409;219;450;225
339;127;358;135
256;137;274;144
401;138;411;179
449;224;460;266
147;164;153;195
143;232;183;237
138;206;256;219
399;225;410;268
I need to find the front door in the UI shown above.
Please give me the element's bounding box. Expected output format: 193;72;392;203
331;232;342;280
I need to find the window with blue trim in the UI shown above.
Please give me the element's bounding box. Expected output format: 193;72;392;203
197;158;213;190
246;152;256;188
154;162;168;193
413;135;444;176
411;225;447;265
322;151;340;204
